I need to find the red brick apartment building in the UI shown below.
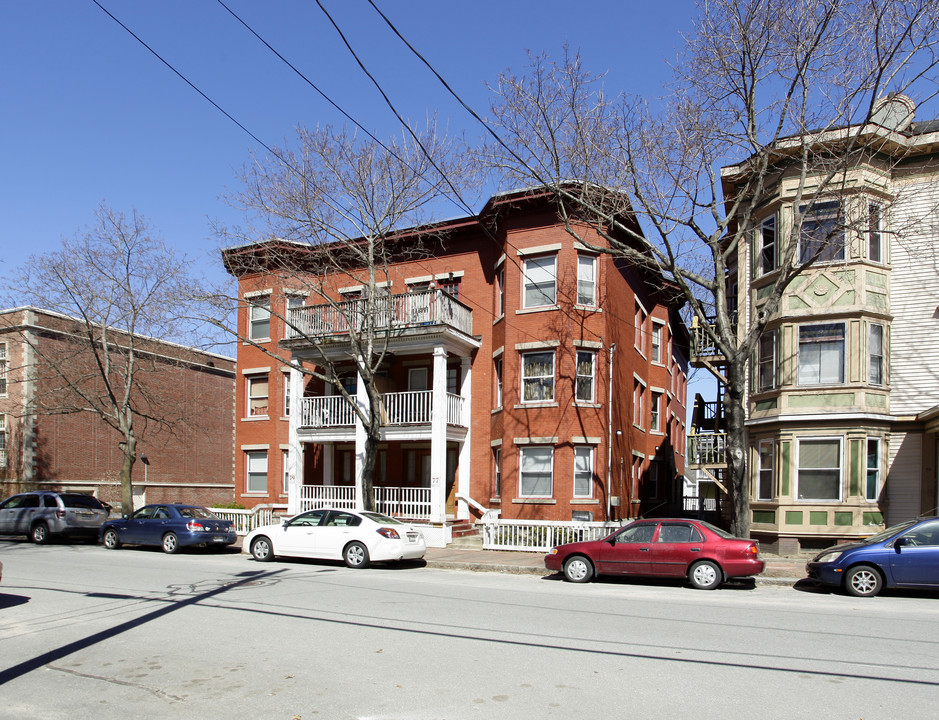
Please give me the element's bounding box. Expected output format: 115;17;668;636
222;188;688;536
0;307;236;507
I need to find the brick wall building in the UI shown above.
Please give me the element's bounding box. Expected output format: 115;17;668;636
0;307;236;507
222;188;689;534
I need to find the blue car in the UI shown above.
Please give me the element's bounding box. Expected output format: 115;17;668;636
100;504;236;554
806;517;939;597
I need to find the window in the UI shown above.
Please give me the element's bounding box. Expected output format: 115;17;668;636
522;255;557;308
758;440;774;500
495;268;505;316
798;323;845;385
650;391;662;432
755;215;777;276
249;297;271;340
576;254;597;306
0;414;6;468
492;447;502;496
866;438;880;501
797;438;842;501
246;451;268;494
614;522;656;544
758;330;777;391
575;351;596;403
800;201;845;263
283;372;291;417
439;278;461;299
634;303;646;352
868;203;883;263
646;461;660;499
519;446;553;497
633;380;645;427
521;351;555;402
651;324;663;364
494;357;503;407
574;447;593;497
869;324;884;386
408;368;428;392
282;449;290;494
0;343;6;395
247;375;269;416
658;522;704;543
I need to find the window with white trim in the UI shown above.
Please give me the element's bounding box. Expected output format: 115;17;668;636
574;446;593;497
633;379;645;427
576;254;597;306
0;343;7;395
798;323;845;385
868;203;883;263
650;391;662;432
797;438;842;501
869;323;884;386
866;438;880;501
758;440;774;500
651;323;663;364
519;446;553;497
247;375;270;417
283;372;291;417
282;449;290;494
0;414;7;468
522;255;557;308
248;297;271;340
521;351;555;402
575;351;596;403
496;268;505;316
492;447;502;496
800;201;845;263
494;357;503;407
755;215;777;276
758;329;777;391
634;303;646;352
246;451;268;493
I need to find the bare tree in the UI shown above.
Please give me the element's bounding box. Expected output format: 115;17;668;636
216;123;472;511
478;0;939;535
2;203;204;515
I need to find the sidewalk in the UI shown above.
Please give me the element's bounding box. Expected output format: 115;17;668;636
422;546;807;585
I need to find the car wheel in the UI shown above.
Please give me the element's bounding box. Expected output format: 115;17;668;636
688;560;722;590
102;528;121;550
161;532;180;554
845;564;882;597
250;536;274;562
31;522;50;544
563;555;594;583
344;541;370;569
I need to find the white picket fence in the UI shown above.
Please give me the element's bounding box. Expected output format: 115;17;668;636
481;519;622;552
210;504;289;535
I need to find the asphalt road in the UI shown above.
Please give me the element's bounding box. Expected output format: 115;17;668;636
2;539;938;720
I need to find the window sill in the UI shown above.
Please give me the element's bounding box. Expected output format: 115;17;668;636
516;305;559;315
512;498;557;504
491;406;503;415
488;498;502;504
492;314;505;325
515;402;559;409
571;498;599;505
243;338;271;345
574;305;602;313
242;416;270;422
573;402;601;408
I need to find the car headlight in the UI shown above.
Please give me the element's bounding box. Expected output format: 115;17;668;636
814;551;843;563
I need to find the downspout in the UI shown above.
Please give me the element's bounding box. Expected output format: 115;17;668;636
607;343;615;522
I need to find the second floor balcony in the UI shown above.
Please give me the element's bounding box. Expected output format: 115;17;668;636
286;290;473;342
687;432;727;467
299;390;466;430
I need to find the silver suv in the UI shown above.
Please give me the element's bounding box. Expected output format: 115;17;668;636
0;491;111;543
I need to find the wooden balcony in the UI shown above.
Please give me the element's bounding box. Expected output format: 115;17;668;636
686;432;728;468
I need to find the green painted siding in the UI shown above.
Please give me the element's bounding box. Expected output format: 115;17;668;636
753;510;776;524
810;511;828;525
754;399;778;412
834;512;853;526
863;511;884;525
789;393;855;408
785;511;803;525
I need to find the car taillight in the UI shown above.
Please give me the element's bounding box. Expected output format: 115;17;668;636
377;527;400;539
55;510;66;519
186;521;206;532
747;543;759;556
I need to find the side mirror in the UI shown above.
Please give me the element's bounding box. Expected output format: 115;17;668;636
894;536;909;552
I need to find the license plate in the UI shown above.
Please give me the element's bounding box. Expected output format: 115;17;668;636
406;533;418;543
212;536;226;543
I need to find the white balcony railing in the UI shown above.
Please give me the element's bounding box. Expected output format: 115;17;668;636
287;290;473;339
299;391;466;429
299;485;432;520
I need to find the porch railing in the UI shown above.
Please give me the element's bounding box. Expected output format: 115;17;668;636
287;289;473;339
481;518;622;552
209;504;289;535
687;432;728;465
299;391;466;428
298;484;432;521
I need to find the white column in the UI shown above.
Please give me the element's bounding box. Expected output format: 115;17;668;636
457;355;472;520
323;444;334;486
287;360;304;515
430;345;448;523
354;360;368;510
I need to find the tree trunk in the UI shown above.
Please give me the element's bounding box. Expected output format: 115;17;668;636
724;358;750;538
119;433;136;517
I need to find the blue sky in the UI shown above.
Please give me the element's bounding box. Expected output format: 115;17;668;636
1;0;698;282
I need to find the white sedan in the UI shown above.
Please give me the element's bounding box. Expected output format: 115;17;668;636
244;508;426;568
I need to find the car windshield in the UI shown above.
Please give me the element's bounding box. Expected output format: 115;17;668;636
61;494;105;510
178;507;213;519
360;511;403;525
862;520;918;545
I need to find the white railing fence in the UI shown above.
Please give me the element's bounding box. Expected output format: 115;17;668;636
210;504;289;535
481;519;623;552
374;486;432;519
300;484;356;510
299;390;467;429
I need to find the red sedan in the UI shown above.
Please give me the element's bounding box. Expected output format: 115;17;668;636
544;518;764;589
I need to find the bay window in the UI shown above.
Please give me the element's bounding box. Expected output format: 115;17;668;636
800;201;845;263
798;323;845;385
575;351;596;403
522;351;555;402
797;438;842;501
522;255;557;308
576;254;597;306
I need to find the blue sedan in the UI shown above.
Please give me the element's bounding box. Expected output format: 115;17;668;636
806;517;939;597
100;504;236;554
